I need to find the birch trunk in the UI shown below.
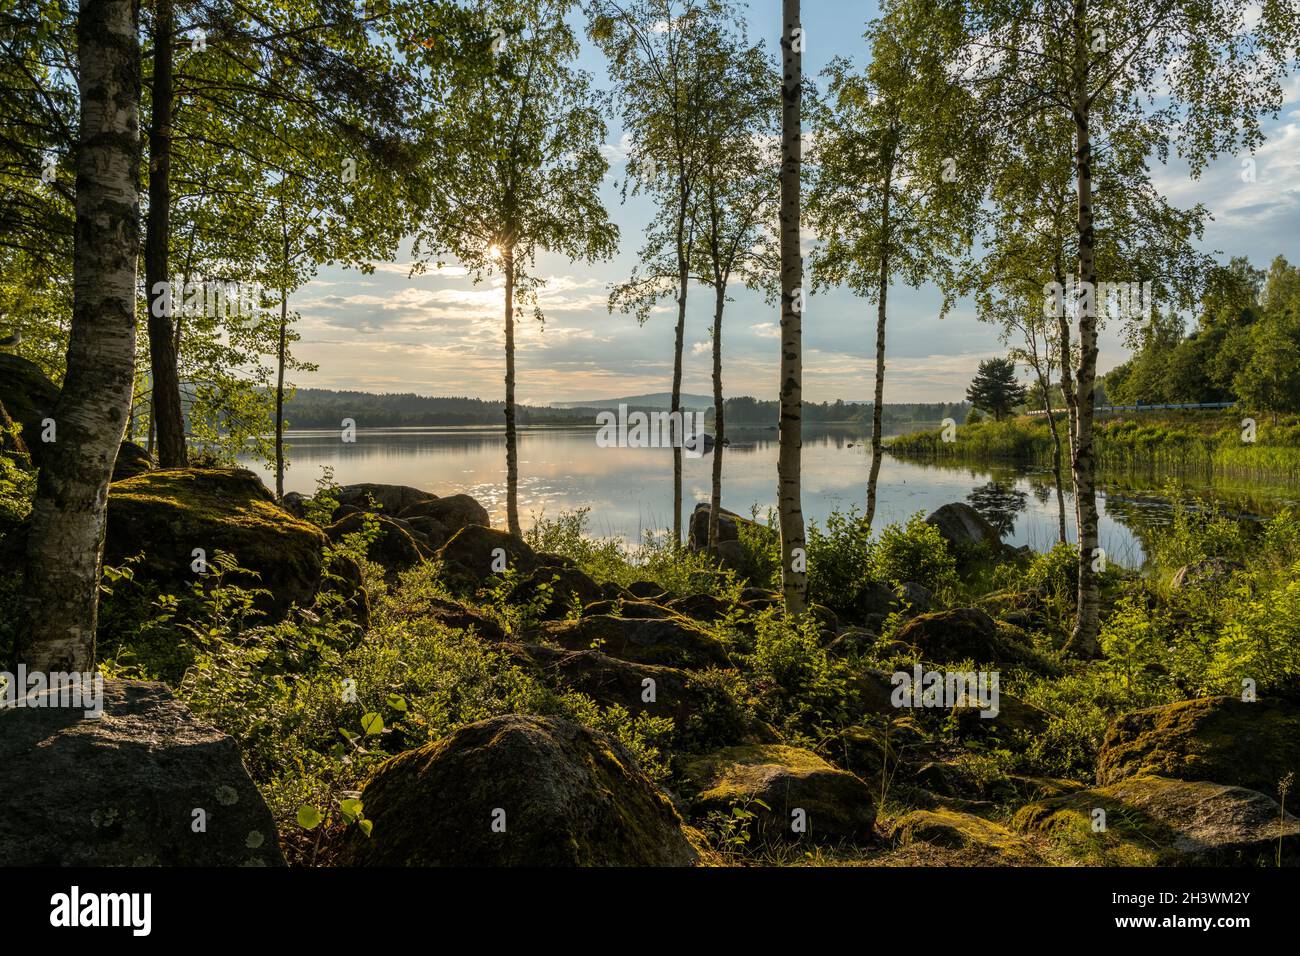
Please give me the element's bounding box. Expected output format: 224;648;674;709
1068;1;1101;655
504;245;521;538
21;0;141;671
777;0;807;612
707;281;725;550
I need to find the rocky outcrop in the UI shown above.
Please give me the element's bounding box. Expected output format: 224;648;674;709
436;525;542;590
0;679;284;866
112;440;154;481
924;502;1002;558
890;808;1044;864
528;614;731;670
1097;696;1300;798
1015;774;1300;866
326;512;427;572
0;353;58;462
104;468;328;618
894;607;1039;667
342;715;699;866
681;744;876;845
510;643;766;747
335;483;436;516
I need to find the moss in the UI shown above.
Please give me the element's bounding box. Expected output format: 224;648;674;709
104;468;327;619
1098;696;1300;798
889;808;1044;864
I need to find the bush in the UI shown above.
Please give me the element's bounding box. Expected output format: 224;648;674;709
872;513;957;596
806;506;875;614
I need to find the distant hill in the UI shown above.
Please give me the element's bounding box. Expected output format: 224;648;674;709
282;387;967;429
551;392;713;410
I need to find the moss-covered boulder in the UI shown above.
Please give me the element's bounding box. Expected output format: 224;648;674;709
436;525;541;590
925;502;1001;554
895;608;1048;668
889;809;1044;864
343;715;700;866
1170;558;1244;590
0;353;58;461
506;563;605;620
112;440;154;481
1097;696;1300;799
511;643;767;748
530;614;730;670
398;493;490;537
390;593;505;640
1014;775;1300;866
336;482;436;515
104;468;327;617
681;744;876;844
666;592;732;623
581;597;680;620
326;511;427;573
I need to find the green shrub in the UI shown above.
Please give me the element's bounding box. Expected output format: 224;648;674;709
872;513;957;596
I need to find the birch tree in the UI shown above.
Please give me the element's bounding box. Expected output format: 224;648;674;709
414;0;617;537
21;0;140;671
961;0;1298;654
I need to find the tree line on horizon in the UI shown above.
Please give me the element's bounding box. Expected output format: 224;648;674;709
3;0;1298;670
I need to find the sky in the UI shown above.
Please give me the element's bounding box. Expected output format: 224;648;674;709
289;2;1300;406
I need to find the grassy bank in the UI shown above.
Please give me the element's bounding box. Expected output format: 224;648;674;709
888;411;1300;481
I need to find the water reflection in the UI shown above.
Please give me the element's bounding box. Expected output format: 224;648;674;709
239;424;1298;568
965;481;1030;537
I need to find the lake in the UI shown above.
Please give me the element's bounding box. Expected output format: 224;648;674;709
240;424;1300;568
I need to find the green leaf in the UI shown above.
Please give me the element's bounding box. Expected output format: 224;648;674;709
386;693;408;712
297;806;322;830
358;819;374;838
360;712;384;736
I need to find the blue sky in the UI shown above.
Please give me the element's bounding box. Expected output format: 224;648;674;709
292;2;1300;405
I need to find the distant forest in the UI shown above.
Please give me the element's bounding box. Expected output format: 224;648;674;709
282;388;967;429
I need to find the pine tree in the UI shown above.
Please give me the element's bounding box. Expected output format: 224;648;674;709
966;357;1028;422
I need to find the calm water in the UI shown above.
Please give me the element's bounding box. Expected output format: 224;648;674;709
240;424;1299;568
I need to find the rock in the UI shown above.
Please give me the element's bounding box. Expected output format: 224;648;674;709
627;580;668;600
506;564;605;620
924;502;1001;554
0;679;284;865
104;468;327;618
827;627;879;658
816;721;916;781
336;482;436;516
581;598;679;620
436;525;541;590
529;614;731;670
326;512;426;572
666;592;733;623
894;608;1041;667
1097;696;1300;799
112;440;154;481
280;491;309;519
401;514;450;548
890;809;1044;864
398;494;490;534
897;581;934;614
686;503;777;576
342;715;699;866
511;644;767;746
846;667;900;717
681;744;876;844
0;353;58;463
1170;558;1244;590
390;594;505;641
1015;775;1300;866
948;690;1050;740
